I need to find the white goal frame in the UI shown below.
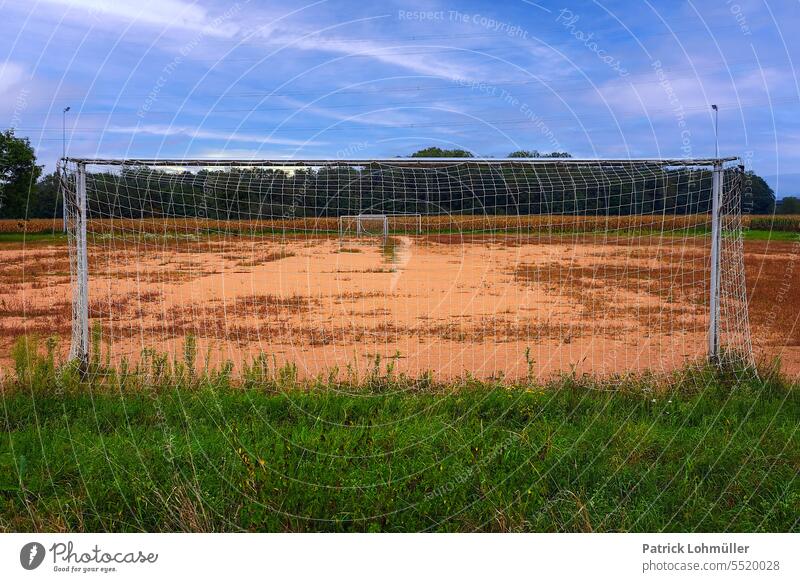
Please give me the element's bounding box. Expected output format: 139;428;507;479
60;156;750;371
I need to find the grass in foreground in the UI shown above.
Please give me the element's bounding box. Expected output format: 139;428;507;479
1;338;798;532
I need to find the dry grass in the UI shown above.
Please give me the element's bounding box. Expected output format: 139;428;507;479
744;240;800;347
89;290;163;319
0;297;71;318
512;238;710;333
0;248;71;285
204;294;316;318
235;250;295;267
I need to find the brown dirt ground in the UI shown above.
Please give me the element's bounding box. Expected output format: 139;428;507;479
0;234;797;380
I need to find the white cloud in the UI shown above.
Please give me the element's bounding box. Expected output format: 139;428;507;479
199;148;299;159
0;61;26;95
37;0;239;37
35;1;482;82
260;30;479;81
108;124;326;147
593;67;783;117
277;96;422;128
0;61;32;119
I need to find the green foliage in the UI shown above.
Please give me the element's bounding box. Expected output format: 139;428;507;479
410;147;473;158
31;172;63;219
508;150;573;158
9;335;79;395
745;172;776;214
1;343;797;532
777;196;800;214
0;130;42;219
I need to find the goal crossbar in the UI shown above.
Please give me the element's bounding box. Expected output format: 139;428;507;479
65;157;739;168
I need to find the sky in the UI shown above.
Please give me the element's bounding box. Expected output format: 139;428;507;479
2;0;799;196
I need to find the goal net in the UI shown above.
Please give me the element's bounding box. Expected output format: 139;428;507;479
59;158;753;380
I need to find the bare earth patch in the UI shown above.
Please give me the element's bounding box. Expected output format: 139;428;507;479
0;234;797;379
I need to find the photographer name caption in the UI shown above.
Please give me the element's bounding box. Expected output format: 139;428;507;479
640;539;787;575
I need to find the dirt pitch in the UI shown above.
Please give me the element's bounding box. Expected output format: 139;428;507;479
1;233;798;379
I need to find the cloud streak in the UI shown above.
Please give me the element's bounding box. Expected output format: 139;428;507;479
36;0;240;37
108;124;325;147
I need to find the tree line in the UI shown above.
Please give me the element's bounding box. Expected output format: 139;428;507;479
0;130;782;219
84;163;723;219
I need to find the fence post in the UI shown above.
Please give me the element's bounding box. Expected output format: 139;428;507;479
708;162;723;363
69;162;90;367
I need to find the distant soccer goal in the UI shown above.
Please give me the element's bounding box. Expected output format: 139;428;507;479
339;213;423;238
340;214;388;238
59;157;753;379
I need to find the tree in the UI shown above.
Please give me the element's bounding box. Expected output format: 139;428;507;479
746;172;775;214
508;150;539;158
410;147;473;158
777;196;800;214
0;129;42;218
33;172;62;218
508;150;572;158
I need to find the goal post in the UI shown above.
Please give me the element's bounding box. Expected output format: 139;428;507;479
62;162;89;367
708;163;723;362
59;157;754;376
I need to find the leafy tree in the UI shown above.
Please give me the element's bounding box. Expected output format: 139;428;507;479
745;172;775;214
508;150;572;158
0;130;42;218
33;172;62;218
777;196;800;214
410;147;473;158
508;150;539;158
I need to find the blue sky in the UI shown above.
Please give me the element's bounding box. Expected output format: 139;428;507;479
2;0;799;195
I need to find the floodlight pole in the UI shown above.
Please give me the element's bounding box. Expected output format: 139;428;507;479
62;106;71;233
708;161;723;363
712;104;719;159
69;162;90;368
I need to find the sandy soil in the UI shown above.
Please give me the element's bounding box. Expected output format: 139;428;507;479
1;234;797;380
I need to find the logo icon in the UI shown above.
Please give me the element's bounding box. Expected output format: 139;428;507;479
20;542;46;570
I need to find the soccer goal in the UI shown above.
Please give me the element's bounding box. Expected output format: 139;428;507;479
339;213;423;238
340;214;388;238
59;157;753;378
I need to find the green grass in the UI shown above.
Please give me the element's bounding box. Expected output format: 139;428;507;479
0;232;68;244
0;339;798;532
1;228;794;244
742;229;800;241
